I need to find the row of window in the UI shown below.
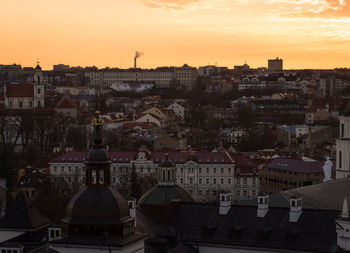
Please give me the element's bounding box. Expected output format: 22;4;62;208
178;177;232;185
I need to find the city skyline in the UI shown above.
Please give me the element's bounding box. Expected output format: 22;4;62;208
1;0;350;69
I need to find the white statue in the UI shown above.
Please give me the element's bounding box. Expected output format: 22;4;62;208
323;157;333;182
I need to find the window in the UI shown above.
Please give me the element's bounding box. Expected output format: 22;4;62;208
243;178;247;185
19;101;23;108
199;178;202;184
206;168;209;173
252;178;256;185
38;101;41;107
236;190;240;197
339;151;342;169
220;178;224;184
199;168;202;173
54;167;57;172
213;178;217;184
221;168;224;173
228;178;231;184
180;168;184;173
68;167;71;172
199;190;202;196
180;178;184;184
341;123;345;138
228;168;231;173
113;177;116;183
30;101;33;107
213;168;217;173
206;178;210;184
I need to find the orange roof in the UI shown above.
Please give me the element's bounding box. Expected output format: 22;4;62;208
5;83;34;97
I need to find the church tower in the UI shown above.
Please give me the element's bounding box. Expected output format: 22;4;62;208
50;100;146;252
33;62;45;108
336;101;350;178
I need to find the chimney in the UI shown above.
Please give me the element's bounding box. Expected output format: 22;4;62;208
289;196;302;223
134;57;137;69
257;193;269;218
219;192;231;215
127;198;137;227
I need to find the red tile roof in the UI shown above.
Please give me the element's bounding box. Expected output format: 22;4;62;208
5;83;34;97
50;151;235;164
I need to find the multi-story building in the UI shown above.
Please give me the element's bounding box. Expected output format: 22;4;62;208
318;78;347;97
259;157;332;194
336;103;350;179
85;66;198;89
231;154;259;200
276;125;332;146
238;76;266;90
49;149;259;202
268;57;283;72
4;64;45;109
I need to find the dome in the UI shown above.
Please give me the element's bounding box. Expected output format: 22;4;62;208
62;186;131;225
160;159;176;168
35;64;41;70
138;185;195;206
86;147;110;164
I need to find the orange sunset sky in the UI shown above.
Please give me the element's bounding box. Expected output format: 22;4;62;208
1;0;350;70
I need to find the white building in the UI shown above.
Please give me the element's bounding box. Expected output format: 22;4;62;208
49;150;258;202
336;104;350;178
167;102;185;120
85;66;198;90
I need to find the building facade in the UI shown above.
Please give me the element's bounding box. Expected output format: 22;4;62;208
85;66;198;90
336;105;350;178
4;64;45;109
49;150;259;202
268;57;283;72
259;157;330;194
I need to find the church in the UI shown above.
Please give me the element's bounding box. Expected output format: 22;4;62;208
4;63;45;109
0;102;350;252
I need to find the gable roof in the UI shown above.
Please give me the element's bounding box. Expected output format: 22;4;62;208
5;83;34;97
0;191;50;230
56;95;78;109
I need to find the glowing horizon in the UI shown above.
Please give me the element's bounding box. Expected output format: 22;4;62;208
1;0;350;70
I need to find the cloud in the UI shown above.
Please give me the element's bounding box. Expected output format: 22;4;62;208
140;0;202;10
287;0;350;18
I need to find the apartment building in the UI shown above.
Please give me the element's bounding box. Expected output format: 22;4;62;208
85;66;198;89
49;149;259;202
259;157;332;194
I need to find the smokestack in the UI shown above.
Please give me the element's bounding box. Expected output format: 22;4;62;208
134;51;143;68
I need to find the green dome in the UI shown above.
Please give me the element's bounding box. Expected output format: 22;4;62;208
138;185;195;206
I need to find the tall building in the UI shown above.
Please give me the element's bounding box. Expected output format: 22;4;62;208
336;102;350;179
268;57;283;72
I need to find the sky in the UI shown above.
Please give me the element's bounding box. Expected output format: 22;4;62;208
1;0;350;69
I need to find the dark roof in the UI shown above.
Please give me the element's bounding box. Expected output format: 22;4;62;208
138;185;195;206
242;178;350;211
171;203;339;252
56;95;78;109
266;157;326;174
0;191;50;230
62;186;131;225
5;83;34;97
